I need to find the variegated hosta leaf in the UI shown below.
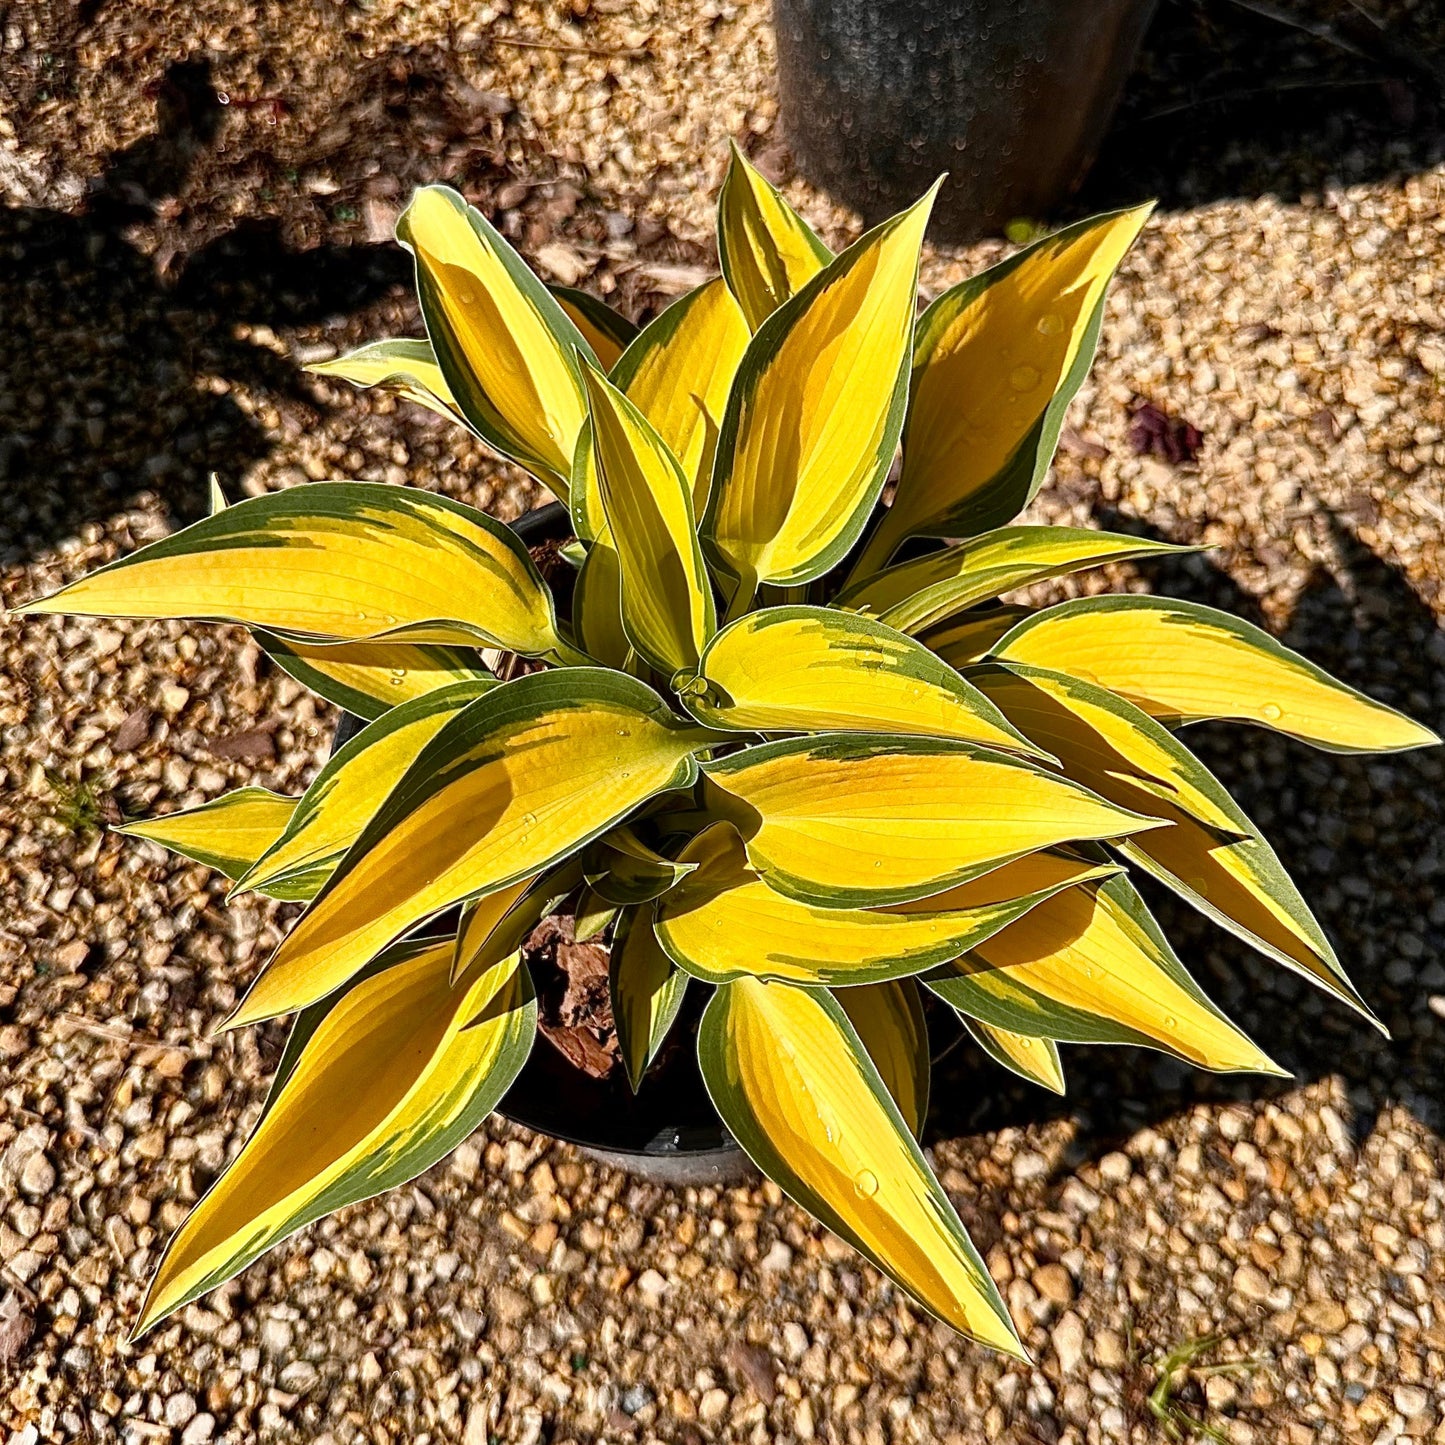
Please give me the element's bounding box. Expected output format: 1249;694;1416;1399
835;979;930;1139
585;824;697;906
969;661;1247;835
571;278;752;541
919;605;1034;669
851;206;1152;577
580;361;716;676
968;660;1375;1016
925;874;1285;1074
450;862;581;983
836;526;1199;637
610;907;689;1091
995;595;1439;754
679;605;1041;756
612;277;749;506
396;185;596;492
704;185;938;595
716;140;832;331
134;936;535;1336
229;670;714;1026
571;533;634;672
235;681;491;901
254;630;495;722
574;885;618;941
549;285;638;370
962;1017;1066;1095
17;484;569;658
306;337;464;426
698;978;1023;1355
655;823;1112;986
701;732;1160;908
117;789;305;899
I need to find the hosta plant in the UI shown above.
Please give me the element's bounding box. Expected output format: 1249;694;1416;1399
20;147;1436;1354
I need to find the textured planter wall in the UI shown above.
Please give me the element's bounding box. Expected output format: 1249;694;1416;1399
774;0;1157;238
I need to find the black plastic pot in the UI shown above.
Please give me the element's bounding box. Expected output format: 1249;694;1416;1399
773;0;1157;239
330;501;750;1186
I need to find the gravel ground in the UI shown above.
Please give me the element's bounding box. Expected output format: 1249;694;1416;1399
4;2;1445;1442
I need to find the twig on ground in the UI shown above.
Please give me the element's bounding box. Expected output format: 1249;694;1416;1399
491;35;647;61
56;1012;171;1050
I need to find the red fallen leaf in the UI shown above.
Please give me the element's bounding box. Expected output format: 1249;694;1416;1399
112;706;153;753
723;1342;779;1403
0;1291;35;1370
206;729;276;762
1127;398;1203;465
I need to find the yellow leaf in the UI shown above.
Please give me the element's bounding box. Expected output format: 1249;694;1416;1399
570;279;749;538
927;875;1286;1074
581;360;716;676
615;277;750;501
995;595;1439;754
134;937;534;1335
16;484;569;659
656;823;1110;985
968;661;1244;835
701;732;1162;908
699;978;1024;1354
571;532;634;672
962;1018;1066;1094
235;681;490;900
919;605;1033;668
681;605;1041;755
229;670;713;1026
306;337;464;426
118;789;303;897
611;909;689;1091
254;631;495;722
585;824;696;906
450;862;588;983
966;660;1376;1017
550;285;638;370
835;979;930;1138
837;525;1197;636
704;184;938;593
397;185;595;491
852;206;1151;575
716;141;832;330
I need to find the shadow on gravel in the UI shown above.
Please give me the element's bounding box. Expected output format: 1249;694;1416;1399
1075;0;1445;215
1;59;411;567
928;502;1445;1172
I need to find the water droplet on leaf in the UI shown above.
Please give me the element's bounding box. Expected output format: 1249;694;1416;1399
853;1170;879;1198
1009;364;1041;392
1262;703;1283;721
1036;312;1064;336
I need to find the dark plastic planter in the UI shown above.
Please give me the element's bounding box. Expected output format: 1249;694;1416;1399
330;501;750;1187
773;0;1157;238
